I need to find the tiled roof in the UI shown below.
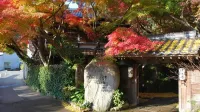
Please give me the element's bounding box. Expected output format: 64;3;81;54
69;10;93;18
69;10;83;17
77;39;200;57
116;38;200;57
77;31;200;57
68;1;93;18
151;39;200;56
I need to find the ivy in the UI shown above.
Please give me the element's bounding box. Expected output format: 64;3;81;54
26;63;75;100
112;89;125;108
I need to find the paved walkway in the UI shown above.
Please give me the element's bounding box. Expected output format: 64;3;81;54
0;70;69;112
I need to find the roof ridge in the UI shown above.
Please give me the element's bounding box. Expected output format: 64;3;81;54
148;30;200;40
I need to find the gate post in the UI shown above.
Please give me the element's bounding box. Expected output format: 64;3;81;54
127;64;139;105
119;63;139;106
75;64;84;88
179;68;192;112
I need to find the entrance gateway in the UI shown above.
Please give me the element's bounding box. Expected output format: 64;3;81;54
77;31;200;112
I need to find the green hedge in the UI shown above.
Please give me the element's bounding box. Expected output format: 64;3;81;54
26;65;40;91
26;63;75;100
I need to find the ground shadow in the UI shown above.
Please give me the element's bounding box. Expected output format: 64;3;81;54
123;97;178;112
0;71;68;112
0;74;23;87
0;97;66;112
138;97;178;106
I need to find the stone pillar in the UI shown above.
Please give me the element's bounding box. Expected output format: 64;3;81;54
75;64;84;88
23;62;28;80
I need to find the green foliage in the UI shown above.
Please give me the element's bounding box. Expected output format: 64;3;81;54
1;47;14;54
20;63;24;70
63;85;85;105
93;56;117;64
26;63;75;99
70;86;85;105
26;65;40;91
139;64;178;93
123;0;158;21
112;89;125;108
63;86;76;99
80;102;92;110
26;63;85;104
95;21;119;38
191;100;200;112
57;43;85;64
155;0;182;15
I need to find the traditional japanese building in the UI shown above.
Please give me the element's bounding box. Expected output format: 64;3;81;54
77;31;200;112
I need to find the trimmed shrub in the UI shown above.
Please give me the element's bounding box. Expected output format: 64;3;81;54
26;63;75;100
26;65;40;91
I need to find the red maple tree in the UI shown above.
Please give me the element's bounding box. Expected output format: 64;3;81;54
105;27;163;56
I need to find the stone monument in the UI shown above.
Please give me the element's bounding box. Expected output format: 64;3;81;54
84;59;120;111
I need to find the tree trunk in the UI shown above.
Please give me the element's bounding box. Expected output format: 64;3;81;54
37;36;48;66
6;44;34;64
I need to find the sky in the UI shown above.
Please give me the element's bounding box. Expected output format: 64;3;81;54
65;0;79;9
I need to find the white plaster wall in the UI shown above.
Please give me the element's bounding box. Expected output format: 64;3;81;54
0;55;4;70
3;53;21;70
27;44;33;58
27;42;35;58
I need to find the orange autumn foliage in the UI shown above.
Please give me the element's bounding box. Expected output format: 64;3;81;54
0;0;49;49
64;13;96;40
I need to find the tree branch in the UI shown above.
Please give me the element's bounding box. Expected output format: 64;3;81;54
44;3;65;23
169;15;194;30
6;44;34;64
136;17;152;34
